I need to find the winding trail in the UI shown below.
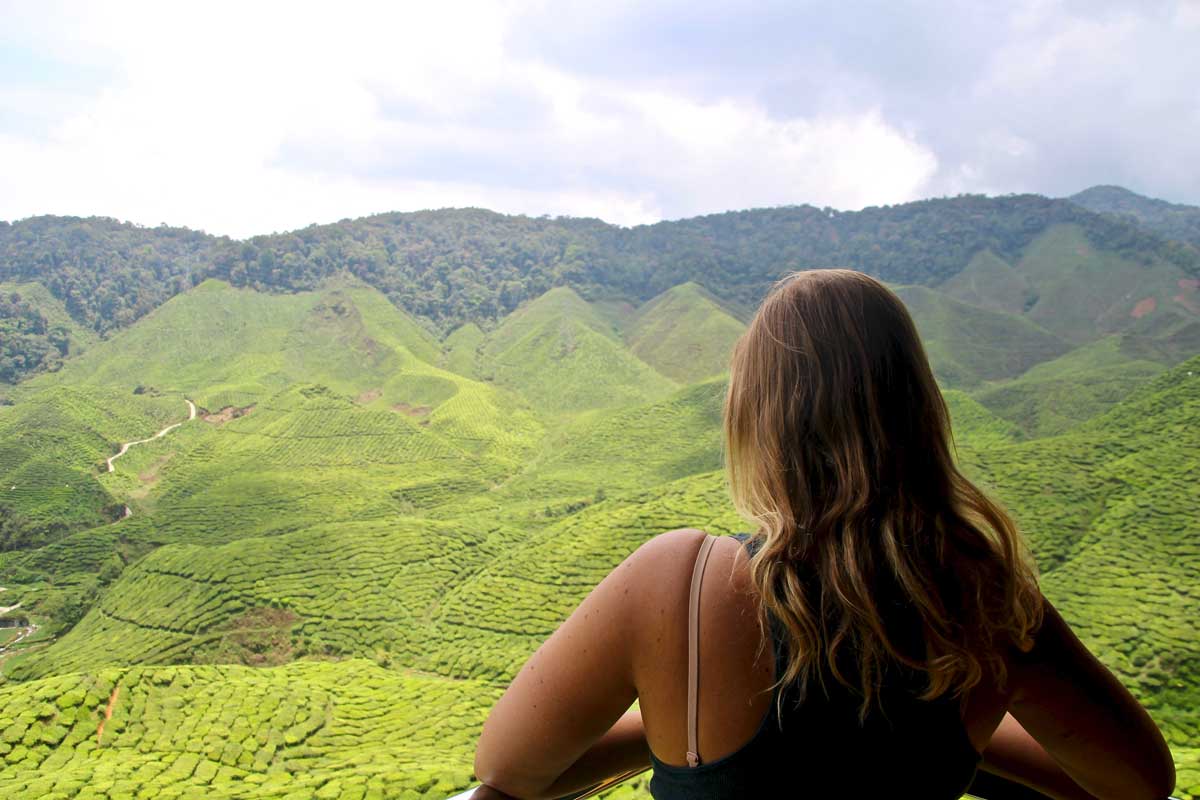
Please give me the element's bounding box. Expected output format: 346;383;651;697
0;400;197;659
0;587;37;655
0;622;38;653
106;399;196;473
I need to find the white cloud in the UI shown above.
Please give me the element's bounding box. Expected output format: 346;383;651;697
0;0;941;237
921;0;1200;201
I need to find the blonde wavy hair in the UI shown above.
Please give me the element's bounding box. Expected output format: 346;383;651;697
723;269;1043;717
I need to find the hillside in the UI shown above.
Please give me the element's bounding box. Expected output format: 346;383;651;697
893;285;1068;387
0;272;1196;796
624;283;746;382
0;217;217;336
480;287;677;413
974;334;1169;437
1071;185;1200;248
0;282;98;384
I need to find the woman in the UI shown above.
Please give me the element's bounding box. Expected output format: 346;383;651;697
471;270;1175;799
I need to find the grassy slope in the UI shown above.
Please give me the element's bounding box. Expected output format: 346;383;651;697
942;389;1022;451
26;278;442;409
0;388;186;534
937;250;1033;316
482;286;677;414
1017;223;1198;343
894;285;1068;388
0;280;543;638
624;282;745;383
442;322;484;379
963;357;1200;790
0;281;1196;798
0;660;496;799
976;335;1169;437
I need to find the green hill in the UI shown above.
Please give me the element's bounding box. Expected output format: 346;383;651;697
482;286;618;355
975;335;1170;437
625;282;745;382
27;278;443;406
0;273;1196;798
1016;224;1198;343
937;250;1034;315
1070;185;1200;248
942;389;1022;450
0;280;545;646
933;223;1200;367
442;322;484;378
966;358;1200;773
893;285;1068;387
482;287;676;413
0;388;186;544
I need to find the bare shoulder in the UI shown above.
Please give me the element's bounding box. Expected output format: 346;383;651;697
618;528;751;611
628;527;711;562
621;529;757;671
612;528;703;618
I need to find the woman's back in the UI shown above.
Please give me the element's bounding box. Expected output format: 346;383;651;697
638;531;987;800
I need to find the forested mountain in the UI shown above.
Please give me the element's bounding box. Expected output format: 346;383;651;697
1070;185;1200;247
3;191;1199;384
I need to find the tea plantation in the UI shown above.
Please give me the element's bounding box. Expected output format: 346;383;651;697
0;228;1197;799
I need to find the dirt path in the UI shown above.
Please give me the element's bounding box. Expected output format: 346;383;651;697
96;685;121;744
0;622;38;654
106;399;196;473
0;586;42;658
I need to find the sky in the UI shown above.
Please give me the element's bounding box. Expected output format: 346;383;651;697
1;0;1197;238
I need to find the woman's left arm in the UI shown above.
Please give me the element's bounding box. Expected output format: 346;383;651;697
471;710;648;800
473;542;657;799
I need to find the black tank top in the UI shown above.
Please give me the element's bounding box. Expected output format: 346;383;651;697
647;533;981;799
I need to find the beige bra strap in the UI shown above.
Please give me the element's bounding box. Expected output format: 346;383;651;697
686;534;717;767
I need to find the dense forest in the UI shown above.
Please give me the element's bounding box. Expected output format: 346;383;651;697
0;292;70;383
2;191;1198;384
1072;185;1200;248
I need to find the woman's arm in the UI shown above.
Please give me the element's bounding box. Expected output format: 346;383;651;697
980;713;1097;800
471;710;649;800
1005;600;1175;800
473;538;665;798
537;709;649;797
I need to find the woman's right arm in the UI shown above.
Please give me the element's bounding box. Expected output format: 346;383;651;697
1005;599;1175;800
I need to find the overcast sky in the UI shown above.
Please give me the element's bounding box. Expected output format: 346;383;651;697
1;0;1197;238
